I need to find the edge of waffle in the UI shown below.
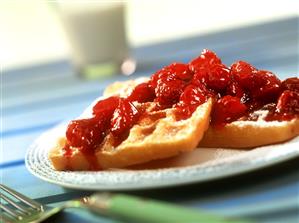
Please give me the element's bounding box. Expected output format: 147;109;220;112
49;91;212;170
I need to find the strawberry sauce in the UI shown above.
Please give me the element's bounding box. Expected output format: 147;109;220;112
62;49;299;169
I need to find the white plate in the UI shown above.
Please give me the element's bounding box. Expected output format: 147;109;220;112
25;124;299;191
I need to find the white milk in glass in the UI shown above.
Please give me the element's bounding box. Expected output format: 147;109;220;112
58;2;129;78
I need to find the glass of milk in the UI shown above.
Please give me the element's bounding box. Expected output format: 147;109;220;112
57;2;134;78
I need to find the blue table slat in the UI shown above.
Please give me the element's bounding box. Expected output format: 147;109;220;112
2;132;43;164
2;101;88;132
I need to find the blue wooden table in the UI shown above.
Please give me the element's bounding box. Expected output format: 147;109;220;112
2;17;299;222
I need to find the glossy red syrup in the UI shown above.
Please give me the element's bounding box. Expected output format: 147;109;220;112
174;84;211;120
211;96;247;126
150;63;191;108
63;49;299;164
282;77;299;92
127;82;155;103
110;98;140;146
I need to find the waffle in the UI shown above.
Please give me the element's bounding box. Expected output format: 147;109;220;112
105;79;299;148
199;119;299;148
49;95;212;170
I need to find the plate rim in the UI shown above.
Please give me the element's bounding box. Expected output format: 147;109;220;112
25;126;299;191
